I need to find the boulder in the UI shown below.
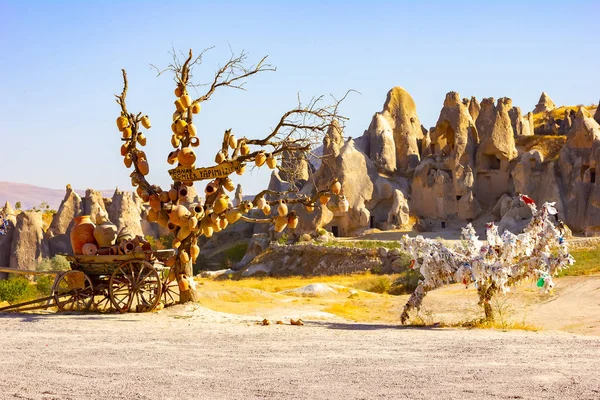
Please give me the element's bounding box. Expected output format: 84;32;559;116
9;211;50;270
386;189;410;227
533;92;556;114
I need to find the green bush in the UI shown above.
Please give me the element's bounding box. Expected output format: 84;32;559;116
35;255;70;272
35;275;55;296
0;276;38;304
145;234;174;250
276;234;289;245
389;269;423;295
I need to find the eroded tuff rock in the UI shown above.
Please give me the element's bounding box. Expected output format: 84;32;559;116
558;108;600;233
107;189;144;237
594;100;600;124
45;185;82;255
533;92;556;114
0;202;17;277
381;87;423;171
509;106;534;137
9;211;49;270
366;112;396;173
82;189;107;224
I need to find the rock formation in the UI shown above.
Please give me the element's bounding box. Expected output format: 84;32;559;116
533;92;556;114
594;101;600;125
9;211;49;270
0;202;17;277
107;189;144;237
45;185;82;255
508;106;534;137
558;107;600;233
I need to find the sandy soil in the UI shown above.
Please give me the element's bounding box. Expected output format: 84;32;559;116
1;304;599;400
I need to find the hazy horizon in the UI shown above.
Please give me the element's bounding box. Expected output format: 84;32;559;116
1;0;599;195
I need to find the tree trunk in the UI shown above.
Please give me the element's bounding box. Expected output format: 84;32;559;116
175;237;200;303
178;257;199;303
477;285;495;322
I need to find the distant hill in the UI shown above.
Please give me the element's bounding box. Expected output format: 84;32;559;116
0;182;114;211
0;181;257;211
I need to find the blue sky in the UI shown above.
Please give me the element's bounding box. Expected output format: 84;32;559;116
1;1;598;195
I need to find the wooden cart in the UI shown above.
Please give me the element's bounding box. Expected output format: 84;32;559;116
0;250;180;313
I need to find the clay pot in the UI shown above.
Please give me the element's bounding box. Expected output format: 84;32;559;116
116;116;129;131
339;196;349;212
190;244;200;263
236;164;246;175
178;275;190;291
70;215;96;255
181;94;192;108
228;135;237;149
178;147;196;167
222;178;235;192
149;194;161;212
255;152;267;167
213;196;228;214
178;186;188;199
262;203;271;215
205;181;218;196
226;209;242;224
93;214;117;248
81;243;98;256
266;154;277;169
187;123;197;137
190;137;200;147
215;151;226;164
330;179;341;195
141;115;151;129
277;200;288;217
319;194;331;205
240;142;250;155
287;214;299;229
191;102;201;114
274;215;288;232
174;87;183;97
174;98;186;113
255;197;266;210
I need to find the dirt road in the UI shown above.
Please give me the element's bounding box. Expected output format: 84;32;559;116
1;305;599;400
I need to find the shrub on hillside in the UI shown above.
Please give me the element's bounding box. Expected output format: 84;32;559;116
0;276;38;304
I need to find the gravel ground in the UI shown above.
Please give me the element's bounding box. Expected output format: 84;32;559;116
1;305;599;400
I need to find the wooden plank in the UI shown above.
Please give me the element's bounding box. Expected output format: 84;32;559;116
0;295;54;312
0;267;63;276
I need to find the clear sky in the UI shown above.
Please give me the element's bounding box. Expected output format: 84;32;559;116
1;0;598;195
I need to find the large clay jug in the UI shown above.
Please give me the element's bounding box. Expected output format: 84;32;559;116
93;213;118;248
70;215;96;255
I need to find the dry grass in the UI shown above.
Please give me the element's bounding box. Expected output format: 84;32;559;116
514;135;565;161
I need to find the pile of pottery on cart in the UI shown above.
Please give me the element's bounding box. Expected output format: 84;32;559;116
70;212;151;256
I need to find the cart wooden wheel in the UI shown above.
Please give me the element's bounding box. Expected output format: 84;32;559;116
161;267;180;307
109;260;162;313
53;271;95;312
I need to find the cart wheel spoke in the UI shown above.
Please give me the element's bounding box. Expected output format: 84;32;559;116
53;271;94;312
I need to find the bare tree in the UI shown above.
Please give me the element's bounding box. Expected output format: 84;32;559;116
115;48;346;303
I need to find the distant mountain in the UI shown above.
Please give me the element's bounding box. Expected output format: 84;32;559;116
0;182;114;210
